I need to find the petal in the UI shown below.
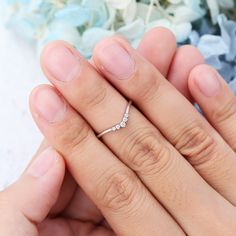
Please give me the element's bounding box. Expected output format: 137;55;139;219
197;34;229;58
218;14;236;61
117;18;145;40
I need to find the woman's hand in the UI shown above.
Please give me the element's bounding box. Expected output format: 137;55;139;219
28;28;236;235
0;28;207;235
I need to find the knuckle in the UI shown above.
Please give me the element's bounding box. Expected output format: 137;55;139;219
96;170;138;212
123;128;174;176
132;68;162;103
56;116;92;152
174;124;217;167
211;96;236;124
81;81;107;109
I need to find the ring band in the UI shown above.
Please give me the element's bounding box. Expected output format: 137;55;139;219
97;101;132;138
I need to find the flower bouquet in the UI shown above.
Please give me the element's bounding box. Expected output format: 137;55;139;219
2;0;236;91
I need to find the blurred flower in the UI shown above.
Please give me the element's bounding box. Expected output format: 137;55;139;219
1;0;236;88
189;14;236;83
1;0;208;57
206;0;234;24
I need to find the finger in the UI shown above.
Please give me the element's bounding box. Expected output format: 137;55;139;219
26;140;78;216
32;101;103;224
137;28;204;101
167;45;204;100
30;85;183;236
0;147;65;235
41;42;235;235
189;65;236;151
137;27;176;77
25;139;78;216
31;140;102;221
93;36;236;206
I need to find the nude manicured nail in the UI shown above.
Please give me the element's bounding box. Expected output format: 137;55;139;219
44;44;80;82
26;147;57;177
97;42;135;79
33;87;66;123
194;69;221;97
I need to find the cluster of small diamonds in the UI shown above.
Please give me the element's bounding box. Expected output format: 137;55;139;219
111;113;129;132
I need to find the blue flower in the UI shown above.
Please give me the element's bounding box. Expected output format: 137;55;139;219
189;14;236;83
1;0;236;87
218;14;236;61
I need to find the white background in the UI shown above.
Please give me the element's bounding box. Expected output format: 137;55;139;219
0;22;44;190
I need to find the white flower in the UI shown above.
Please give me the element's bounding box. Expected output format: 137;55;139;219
2;0;235;63
105;0;132;10
122;0;137;24
147;18;192;42
207;0;234;24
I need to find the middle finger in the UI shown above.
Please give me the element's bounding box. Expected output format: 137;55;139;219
41;41;236;235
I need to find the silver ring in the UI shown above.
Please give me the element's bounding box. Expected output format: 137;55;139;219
97;101;132;138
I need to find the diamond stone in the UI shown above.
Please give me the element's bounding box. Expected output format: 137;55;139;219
120;122;126;128
116;124;121;129
124;113;129;118
112;127;116;131
123;117;128;122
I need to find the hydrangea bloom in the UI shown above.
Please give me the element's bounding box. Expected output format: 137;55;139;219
1;0;236;90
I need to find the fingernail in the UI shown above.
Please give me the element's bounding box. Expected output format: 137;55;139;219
97;42;135;79
33;87;66;123
26;147;58;177
44;44;80;82
194;69;221;97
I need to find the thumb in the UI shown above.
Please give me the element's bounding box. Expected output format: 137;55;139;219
0;147;65;235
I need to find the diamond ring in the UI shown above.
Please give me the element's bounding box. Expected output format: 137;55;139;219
97;101;132;138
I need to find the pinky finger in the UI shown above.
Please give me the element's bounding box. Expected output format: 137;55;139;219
188;64;236;151
168;45;204;100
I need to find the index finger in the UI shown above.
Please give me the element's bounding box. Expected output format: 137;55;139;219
30;85;184;236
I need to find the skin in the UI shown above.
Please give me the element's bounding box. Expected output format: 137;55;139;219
2;27;236;235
